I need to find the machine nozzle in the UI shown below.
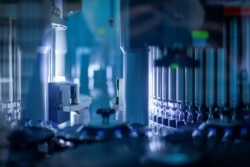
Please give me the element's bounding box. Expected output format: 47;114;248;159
154;49;199;68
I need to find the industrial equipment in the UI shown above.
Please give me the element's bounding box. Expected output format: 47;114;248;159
0;0;250;167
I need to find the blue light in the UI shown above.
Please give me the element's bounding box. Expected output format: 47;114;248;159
79;130;88;140
114;129;122;138
161;153;190;165
81;130;88;136
114;129;121;135
97;130;105;136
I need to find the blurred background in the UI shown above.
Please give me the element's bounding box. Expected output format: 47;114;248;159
1;1;250;167
66;0;123;122
0;0;123;126
0;0;250;129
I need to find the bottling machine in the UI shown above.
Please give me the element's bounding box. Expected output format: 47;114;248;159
1;0;250;167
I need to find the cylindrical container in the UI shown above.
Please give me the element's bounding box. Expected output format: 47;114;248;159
205;48;215;108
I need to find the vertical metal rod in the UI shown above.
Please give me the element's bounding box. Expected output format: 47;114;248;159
153;47;157;100
8;19;13;103
194;48;204;106
168;65;177;103
156;47;162;100
185;48;194;104
1;18;12;103
205;48;215;107
177;59;185;125
12;19;21;122
0;18;14;120
12;19;18;101
49;28;56;82
0;26;1;105
12;20;18;101
177;66;185;103
242;16;250;105
229;17;239;108
148;46;154;100
109;0;114;26
0;19;4;109
217;49;226;107
162;49;168;102
15;48;22;121
148;46;153;124
0;19;3;110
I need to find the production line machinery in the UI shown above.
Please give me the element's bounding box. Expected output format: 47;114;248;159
148;12;250;135
1;0;250;167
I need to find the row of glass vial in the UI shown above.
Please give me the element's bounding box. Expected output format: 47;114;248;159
0;18;21;127
148;45;250;127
